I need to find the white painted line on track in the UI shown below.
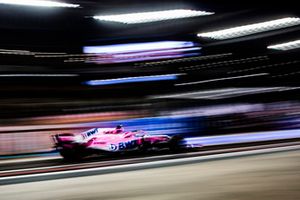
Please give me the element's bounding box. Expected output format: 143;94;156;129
1;145;300;181
0;151;206;174
0;156;61;165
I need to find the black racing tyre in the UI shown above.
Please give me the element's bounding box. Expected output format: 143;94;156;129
59;149;83;161
168;135;184;153
138;138;151;153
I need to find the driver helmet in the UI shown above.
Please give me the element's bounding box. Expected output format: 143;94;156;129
115;125;124;134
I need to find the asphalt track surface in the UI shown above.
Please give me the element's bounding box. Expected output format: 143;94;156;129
1;139;299;170
0;144;299;200
0;139;299;183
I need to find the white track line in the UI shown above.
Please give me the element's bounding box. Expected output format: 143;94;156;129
0;151;206;174
0;156;61;165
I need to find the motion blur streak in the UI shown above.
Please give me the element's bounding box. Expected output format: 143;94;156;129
84;74;180;86
83;41;196;54
0;148;299;200
150;87;300;99
139;53;233;67
198;17;300;39
0;74;78;77
184;129;300;146
176;73;268;86
83;41;200;64
0;0;80;8
93;9;214;24
268;39;300;50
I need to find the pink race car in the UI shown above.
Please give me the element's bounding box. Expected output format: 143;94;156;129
53;125;183;160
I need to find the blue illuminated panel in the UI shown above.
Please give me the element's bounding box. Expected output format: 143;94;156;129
84;74;178;86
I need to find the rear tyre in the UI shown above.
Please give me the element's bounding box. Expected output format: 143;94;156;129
169;135;183;153
59;148;83;161
138;138;151;153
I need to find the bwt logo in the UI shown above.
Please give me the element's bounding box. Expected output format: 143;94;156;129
109;144;118;151
83;128;98;138
109;140;137;151
118;140;137;150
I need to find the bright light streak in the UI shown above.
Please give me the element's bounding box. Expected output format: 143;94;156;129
199;87;285;99
168;104;263;117
0;74;78;77
176;73;268;86
83;41;200;64
150;87;282;99
151;88;239;99
0;0;80;8
86;47;200;64
84;74;182;86
111;47;201;58
267;39;300;51
150;86;300;100
0;49;30;53
0;49;68;56
140;53;232;67
83;41;196;54
65;53;200;63
198;17;300;40
34;52;67;55
184;129;300;146
86;53;200;64
150;88;237;99
228;61;300;74
93;9;214;24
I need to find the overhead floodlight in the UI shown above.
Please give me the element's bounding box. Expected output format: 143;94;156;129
84;74;181;86
198;17;300;40
267;39;300;51
0;0;80;8
93;9;214;24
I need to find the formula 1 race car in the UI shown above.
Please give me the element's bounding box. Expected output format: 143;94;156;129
53;125;183;160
